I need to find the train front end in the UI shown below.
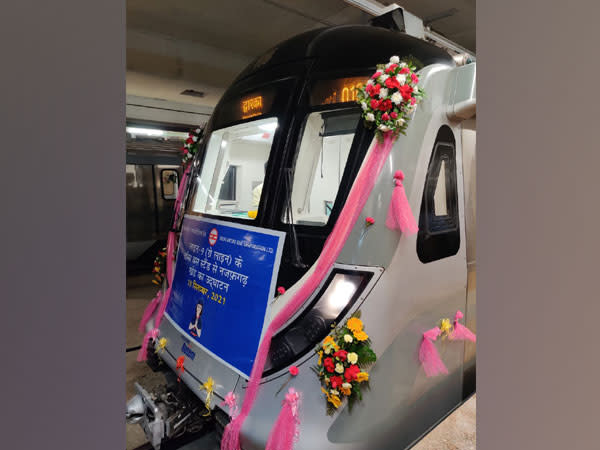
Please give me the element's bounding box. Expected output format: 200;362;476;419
132;23;476;450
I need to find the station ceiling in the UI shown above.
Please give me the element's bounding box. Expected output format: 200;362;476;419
126;0;475;108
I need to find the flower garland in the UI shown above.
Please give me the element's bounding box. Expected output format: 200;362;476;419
356;55;424;140
313;311;376;415
181;126;203;165
151;247;167;286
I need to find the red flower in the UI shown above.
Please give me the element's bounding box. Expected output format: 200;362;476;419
399;85;413;100
370;99;380;110
410;97;416;105
344;364;361;382
385;64;398;73
390;111;398;119
381;113;390;121
399;67;410;74
371;71;382;79
330;375;344;389
324;357;335;373
277;286;286;295
186;137;194;144
333;350;348;361
378;99;392;111
385;77;400;90
289;366;299;376
369;83;381;98
411;73;419;84
365;217;375;225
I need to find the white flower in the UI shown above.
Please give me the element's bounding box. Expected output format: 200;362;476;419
385;62;392;69
391;92;402;105
335;363;344;374
378;74;389;83
324;347;332;355
192;136;198;142
396;74;406;85
390;55;400;64
342;382;352;389
396;118;406;126
347;352;358;364
330;389;339;396
399;62;407;68
366;79;374;86
378;87;389;99
366;113;375;122
361;102;368;111
195;128;201;133
412;86;419;94
378;124;391;132
344;334;353;343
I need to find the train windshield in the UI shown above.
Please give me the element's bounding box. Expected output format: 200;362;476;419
284;109;360;226
189;116;277;219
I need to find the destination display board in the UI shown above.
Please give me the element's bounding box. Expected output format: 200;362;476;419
165;215;285;377
310;76;369;106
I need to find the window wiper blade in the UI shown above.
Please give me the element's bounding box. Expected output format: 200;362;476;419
284;168;307;269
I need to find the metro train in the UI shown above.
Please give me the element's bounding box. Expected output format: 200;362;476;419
128;9;476;450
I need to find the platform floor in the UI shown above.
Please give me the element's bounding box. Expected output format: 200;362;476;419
126;274;476;450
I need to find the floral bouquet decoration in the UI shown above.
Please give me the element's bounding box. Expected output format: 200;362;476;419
181;126;203;165
313;311;377;415
356;55;424;140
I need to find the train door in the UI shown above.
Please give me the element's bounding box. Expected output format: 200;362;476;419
154;164;181;234
126;163;157;261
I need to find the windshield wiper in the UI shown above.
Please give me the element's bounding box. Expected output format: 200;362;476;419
284;168;307;269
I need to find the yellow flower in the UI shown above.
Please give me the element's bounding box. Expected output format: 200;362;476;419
323;335;339;353
321;387;341;408
329;394;341;408
347;352;358;364
356;372;369;382
439;318;452;337
317;350;323;366
340;386;351;396
353;330;369;341
346;317;363;333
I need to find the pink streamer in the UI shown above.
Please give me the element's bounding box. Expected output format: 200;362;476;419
385;170;419;234
450;310;476;342
265;388;301;450
137;328;159;362
418;327;448;377
137;166;190;361
138;290;163;333
222;132;397;450
221;392;240;420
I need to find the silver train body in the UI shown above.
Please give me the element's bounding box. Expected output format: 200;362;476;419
134;22;476;450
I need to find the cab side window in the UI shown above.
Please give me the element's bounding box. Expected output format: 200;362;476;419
417;125;460;263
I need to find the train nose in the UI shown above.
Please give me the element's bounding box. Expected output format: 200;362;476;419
126;393;145;424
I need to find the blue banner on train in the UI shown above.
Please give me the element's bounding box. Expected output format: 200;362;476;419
165;215;285;377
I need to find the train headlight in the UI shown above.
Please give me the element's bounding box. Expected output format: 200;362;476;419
263;270;372;376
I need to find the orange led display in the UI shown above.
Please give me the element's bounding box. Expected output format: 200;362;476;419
241;95;264;119
310;76;369;106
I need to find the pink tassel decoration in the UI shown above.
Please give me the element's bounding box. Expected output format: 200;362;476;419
385;170;419;235
419;327;448;377
138;290;163;333
449;310;476;342
265;388;301;450
137;328;159;362
221;392;240;420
